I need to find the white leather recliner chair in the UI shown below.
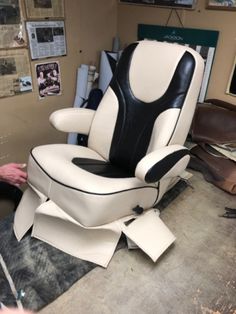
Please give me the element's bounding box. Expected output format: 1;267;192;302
14;40;204;267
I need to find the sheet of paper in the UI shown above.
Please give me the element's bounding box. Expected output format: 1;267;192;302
26;20;66;60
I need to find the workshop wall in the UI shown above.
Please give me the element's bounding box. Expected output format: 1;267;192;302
0;0;117;165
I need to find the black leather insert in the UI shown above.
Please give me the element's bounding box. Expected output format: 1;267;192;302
72;158;133;178
109;43;195;175
145;149;189;183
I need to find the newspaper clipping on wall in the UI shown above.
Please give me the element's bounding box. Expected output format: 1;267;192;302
36;61;61;99
0;49;32;98
26;20;66;60
0;0;27;48
25;0;64;18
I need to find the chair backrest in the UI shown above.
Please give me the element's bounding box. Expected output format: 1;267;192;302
88;40;204;174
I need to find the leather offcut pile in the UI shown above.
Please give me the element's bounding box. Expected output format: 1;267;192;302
188;98;236;195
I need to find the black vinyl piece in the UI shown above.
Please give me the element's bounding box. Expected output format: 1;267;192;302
106;52;118;76
145;149;189;183
229;64;236;95
72;157;133;178
109;43;195;175
77;88;103;146
77;134;88;147
219;207;236;219
0;181;23;211
81;88;103;110
132;205;144;215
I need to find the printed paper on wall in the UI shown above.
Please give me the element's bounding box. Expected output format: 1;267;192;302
36;61;61;99
26;20;66;59
0;49;32;98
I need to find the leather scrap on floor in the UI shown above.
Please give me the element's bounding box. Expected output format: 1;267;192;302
188;99;236;196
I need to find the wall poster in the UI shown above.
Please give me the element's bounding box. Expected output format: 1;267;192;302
24;0;64;19
36;61;61;99
138;24;219;102
0;0;27;49
26;20;66;60
0;49;32;98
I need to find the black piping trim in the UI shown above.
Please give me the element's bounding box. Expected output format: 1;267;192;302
152;181;160;206
30;150;158;196
166;109;181;146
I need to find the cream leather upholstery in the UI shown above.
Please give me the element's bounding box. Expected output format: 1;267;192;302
14;40;204;267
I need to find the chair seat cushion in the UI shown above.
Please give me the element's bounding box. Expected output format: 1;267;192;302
28;144;158;226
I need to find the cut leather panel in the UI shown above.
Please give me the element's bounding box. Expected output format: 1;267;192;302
145;149;189;183
109;43;195;174
72;157;133;178
191;102;236;144
189;145;236;194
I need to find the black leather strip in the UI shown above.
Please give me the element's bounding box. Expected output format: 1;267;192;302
109;43;195;174
72;157;133;178
144;149;189;183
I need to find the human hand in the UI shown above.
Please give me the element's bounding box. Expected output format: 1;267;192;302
0;163;27;187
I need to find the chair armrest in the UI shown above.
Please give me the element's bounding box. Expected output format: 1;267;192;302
135;145;190;183
49;108;96;134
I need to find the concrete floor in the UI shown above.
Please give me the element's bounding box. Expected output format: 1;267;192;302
37;171;236;314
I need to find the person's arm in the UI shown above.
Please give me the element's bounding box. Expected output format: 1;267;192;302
0;163;27;187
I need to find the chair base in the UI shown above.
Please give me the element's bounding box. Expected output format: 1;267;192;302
13;187;176;267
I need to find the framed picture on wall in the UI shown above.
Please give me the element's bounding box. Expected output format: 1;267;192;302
26;20;66;59
119;0;196;10
226;56;236;96
206;0;236;10
24;0;65;18
0;0;27;49
0;49;32;98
